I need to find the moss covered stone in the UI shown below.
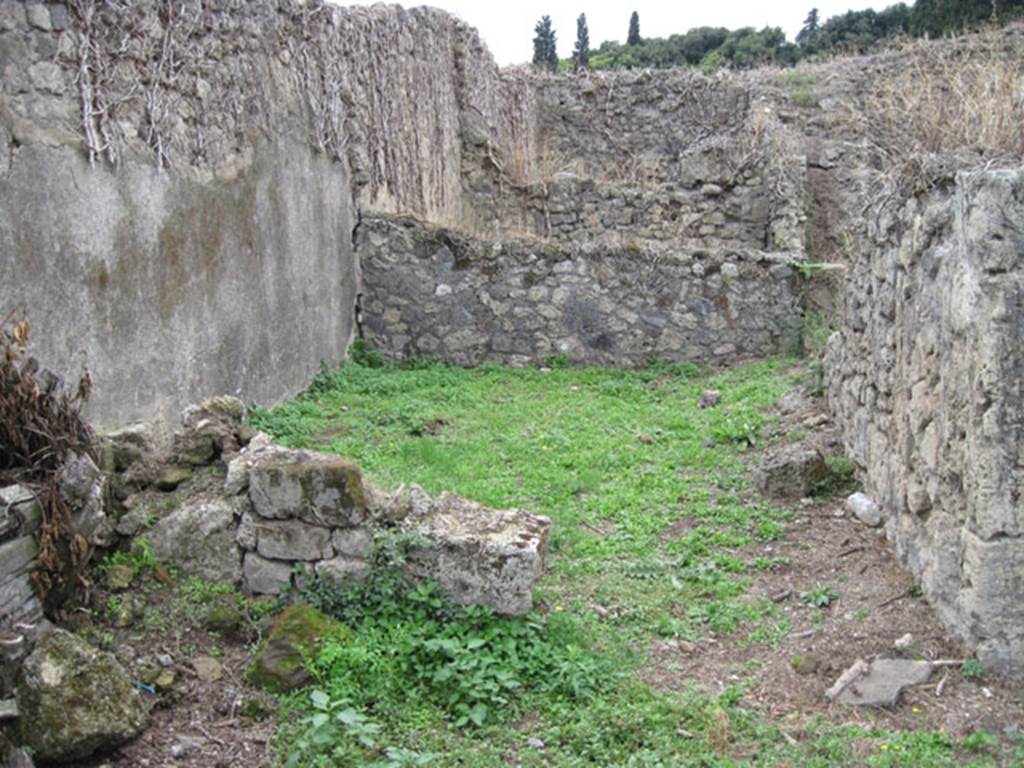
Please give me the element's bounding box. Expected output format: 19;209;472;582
204;599;245;637
15;629;149;762
155;465;192;492
248;453;367;526
247;604;347;693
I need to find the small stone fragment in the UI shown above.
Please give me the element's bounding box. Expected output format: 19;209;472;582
845;492;882;527
826;658;933;707
154;669;176;690
894;633;914;651
191;656;223;682
698;389;722;409
791;653;822;675
103;563;135;591
204;601;244;637
169;736;204;759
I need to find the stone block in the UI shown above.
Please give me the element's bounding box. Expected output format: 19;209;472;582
242;553;293;595
331;527;374;558
754;445;828;499
145;497;243;585
0;2;27;31
316;556;370;583
49;3;70;31
25;3;49;30
249;450;367;527
0;536;42;626
248;605;342;692
397;486;550;615
15;629;148;762
0;485;40;540
236;513;258;551
256;521;332;561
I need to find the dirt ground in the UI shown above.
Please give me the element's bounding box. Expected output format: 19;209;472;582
646;387;1024;758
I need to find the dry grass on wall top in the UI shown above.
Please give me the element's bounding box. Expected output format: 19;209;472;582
866;30;1024;189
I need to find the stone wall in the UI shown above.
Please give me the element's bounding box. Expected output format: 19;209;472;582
0;1;365;427
0;1;808;426
826;169;1024;675
0;486;43;630
360;214;802;367
461;69;806;253
109;397;550;616
0;0;532;428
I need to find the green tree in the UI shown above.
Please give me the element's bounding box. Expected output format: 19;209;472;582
628;11;641;45
532;16;558;72
911;0;1020;35
796;8;820;48
573;13;590;69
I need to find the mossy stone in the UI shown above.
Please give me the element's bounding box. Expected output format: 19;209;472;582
15;629;149;762
176;433;216;466
155;465;192;492
103;563;135;591
247;604;347;693
204;600;244;637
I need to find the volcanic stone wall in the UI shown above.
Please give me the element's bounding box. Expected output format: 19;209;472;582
826;169;1024;676
360;214;802;367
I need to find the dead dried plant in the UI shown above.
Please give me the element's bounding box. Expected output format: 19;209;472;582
866;32;1024;190
1;312;96;613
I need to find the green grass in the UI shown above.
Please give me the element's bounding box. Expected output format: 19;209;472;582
251;357;1001;767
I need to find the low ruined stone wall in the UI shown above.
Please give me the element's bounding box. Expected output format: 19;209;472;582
826;168;1024;675
468;171;777;253
360;214;802;367
108;397;550;616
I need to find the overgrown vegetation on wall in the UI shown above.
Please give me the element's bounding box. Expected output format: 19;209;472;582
865;33;1024;191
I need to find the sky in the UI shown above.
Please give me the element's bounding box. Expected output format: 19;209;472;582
332;1;887;65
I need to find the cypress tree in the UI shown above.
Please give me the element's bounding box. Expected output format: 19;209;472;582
573;13;590;69
532;16;558;72
627;11;641;45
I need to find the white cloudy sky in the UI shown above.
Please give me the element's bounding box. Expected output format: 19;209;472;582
333;1;887;65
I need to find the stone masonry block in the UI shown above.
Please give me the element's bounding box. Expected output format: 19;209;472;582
249;450;367;527
397;486;551;616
